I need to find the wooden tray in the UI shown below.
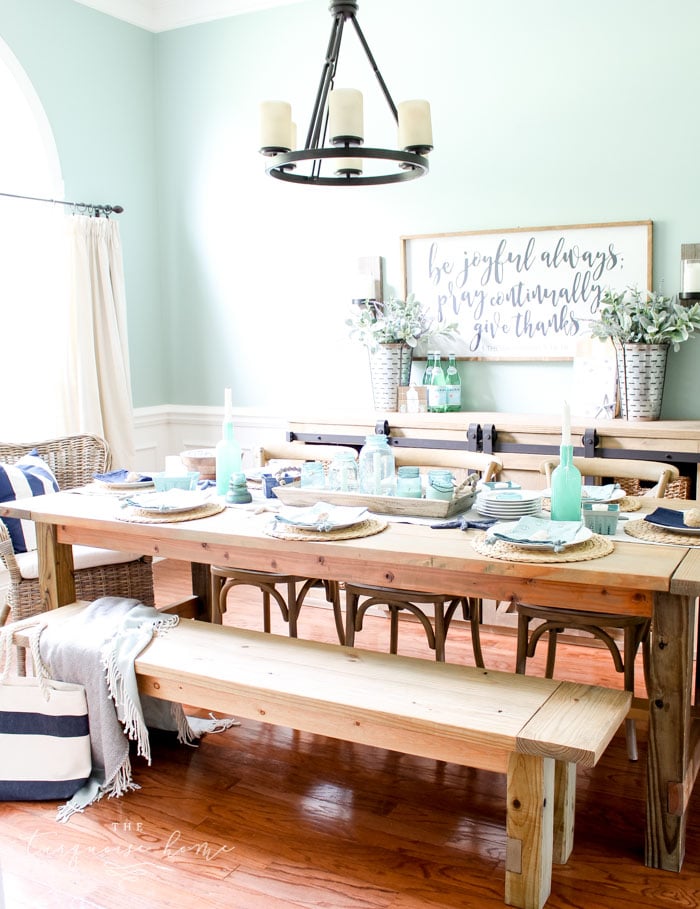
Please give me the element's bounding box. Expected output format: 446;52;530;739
272;485;476;518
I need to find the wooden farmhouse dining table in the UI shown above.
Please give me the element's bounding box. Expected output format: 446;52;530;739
3;487;700;876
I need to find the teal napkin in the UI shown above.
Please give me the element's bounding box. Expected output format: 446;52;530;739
488;516;582;551
581;484;619;502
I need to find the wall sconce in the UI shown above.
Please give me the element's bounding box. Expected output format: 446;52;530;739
680;243;700;301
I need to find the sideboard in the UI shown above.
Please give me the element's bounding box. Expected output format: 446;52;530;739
286;411;700;495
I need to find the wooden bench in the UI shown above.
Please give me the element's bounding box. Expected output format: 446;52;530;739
30;604;631;909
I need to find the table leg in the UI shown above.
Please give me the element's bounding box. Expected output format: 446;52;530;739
191;561;214;621
37;521;75;610
645;590;695;870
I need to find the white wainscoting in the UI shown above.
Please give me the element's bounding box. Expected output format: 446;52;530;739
133;404;290;473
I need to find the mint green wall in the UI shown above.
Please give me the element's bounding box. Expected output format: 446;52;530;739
0;0;163;405
1;0;699;417
154;0;699;417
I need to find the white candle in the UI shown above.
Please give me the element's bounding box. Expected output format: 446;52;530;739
224;387;233;421
259;101;292;151
328;89;363;143
397;100;433;151
562;401;571;447
682;260;700;293
334;157;363;176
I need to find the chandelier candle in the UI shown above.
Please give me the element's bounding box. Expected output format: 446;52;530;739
550;401;582;521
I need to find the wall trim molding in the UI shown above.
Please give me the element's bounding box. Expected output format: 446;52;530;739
133;404;288;471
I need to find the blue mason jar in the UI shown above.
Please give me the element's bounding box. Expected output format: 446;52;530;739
426;468;455;500
396;465;422;498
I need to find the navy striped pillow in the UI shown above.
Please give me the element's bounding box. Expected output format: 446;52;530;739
0;452;59;553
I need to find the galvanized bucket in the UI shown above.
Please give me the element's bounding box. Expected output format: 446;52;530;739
368;343;412;411
614;342;668;420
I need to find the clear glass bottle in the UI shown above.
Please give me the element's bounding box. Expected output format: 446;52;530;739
550;445;582;521
445;354;461;412
215;388;242;495
428;354;447;413
358;434;395;496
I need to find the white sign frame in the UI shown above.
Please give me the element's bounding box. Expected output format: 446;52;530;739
401;220;652;360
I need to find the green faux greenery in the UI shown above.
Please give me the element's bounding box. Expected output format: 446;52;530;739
346;294;457;353
590;287;700;352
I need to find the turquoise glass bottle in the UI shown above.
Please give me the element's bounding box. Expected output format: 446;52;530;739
216;388;242;495
550;444;582;521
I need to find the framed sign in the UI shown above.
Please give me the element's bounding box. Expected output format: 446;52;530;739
401;220;652;359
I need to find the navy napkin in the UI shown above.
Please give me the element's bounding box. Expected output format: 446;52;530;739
644;507;687;530
94;470;152;483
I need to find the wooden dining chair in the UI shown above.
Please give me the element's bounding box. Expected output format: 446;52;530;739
344;448;502;666
210;441;358;644
515;455;682;760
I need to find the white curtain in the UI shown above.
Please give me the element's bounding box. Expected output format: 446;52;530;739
63;215;135;467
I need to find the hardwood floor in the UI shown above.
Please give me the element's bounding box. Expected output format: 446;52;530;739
1;559;698;909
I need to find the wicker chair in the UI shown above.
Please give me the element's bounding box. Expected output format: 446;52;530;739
515;456;681;761
0;435;154;670
211;441;359;644
344;449;502;665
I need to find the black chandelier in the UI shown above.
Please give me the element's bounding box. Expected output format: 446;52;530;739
259;0;432;186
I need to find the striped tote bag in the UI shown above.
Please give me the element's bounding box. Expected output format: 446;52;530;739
0;624;91;801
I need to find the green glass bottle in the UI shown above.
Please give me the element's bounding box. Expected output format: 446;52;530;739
445;354;461;412
428;354;447;413
550;444;582;521
422;353;434;386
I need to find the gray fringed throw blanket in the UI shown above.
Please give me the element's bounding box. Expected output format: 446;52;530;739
37;597;239;822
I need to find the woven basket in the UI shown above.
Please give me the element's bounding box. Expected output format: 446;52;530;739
665;476;691;500
615;474;691;500
614;477;642;497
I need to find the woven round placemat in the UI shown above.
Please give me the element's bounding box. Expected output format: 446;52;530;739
624;519;700;546
116;502;226;523
263;517;388;542
471;531;614;563
541;495;642;513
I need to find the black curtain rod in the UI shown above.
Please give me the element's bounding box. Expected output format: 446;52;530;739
0;191;124;216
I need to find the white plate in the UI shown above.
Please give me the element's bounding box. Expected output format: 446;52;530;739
478;489;543;504
644;516;700;536
475;493;542;518
275;502;368;531
486;522;592;551
581;487;625;503
124;489;209;514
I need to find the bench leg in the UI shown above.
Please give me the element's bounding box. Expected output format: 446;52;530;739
505;753;554;909
552;761;575;864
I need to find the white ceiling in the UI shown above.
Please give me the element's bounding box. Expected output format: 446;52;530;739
72;0;306;32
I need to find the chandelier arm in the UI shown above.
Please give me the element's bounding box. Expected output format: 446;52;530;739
305;14;345;151
349;15;398;121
